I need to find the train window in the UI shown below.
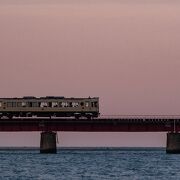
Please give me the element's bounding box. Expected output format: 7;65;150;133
59;102;62;107
52;102;58;107
91;102;94;107
65;102;69;107
28;102;33;107
17;102;22;107
94;102;98;108
40;102;48;107
48;102;52;107
32;102;38;107
85;102;89;107
69;102;72;107
0;102;2;107
22;102;26;107
12;102;16;107
80;102;84;106
62;102;68;107
7;102;12;107
72;102;79;107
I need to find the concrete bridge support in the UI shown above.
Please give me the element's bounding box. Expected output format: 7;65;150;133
166;133;180;154
40;131;57;153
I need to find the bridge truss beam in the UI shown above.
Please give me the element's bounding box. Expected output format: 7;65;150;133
0;118;179;132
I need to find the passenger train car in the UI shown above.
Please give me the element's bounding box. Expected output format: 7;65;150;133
0;97;99;119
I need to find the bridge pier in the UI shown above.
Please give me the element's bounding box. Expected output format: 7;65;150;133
166;133;180;154
40;131;57;153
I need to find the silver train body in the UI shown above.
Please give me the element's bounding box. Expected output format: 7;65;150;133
0;96;99;118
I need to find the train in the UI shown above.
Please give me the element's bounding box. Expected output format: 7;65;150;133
0;96;99;119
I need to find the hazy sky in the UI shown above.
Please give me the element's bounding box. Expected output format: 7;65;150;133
0;0;180;147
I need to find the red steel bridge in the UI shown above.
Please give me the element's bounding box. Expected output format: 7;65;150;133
0;115;180;132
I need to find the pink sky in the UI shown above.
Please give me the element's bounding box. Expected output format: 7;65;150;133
0;0;180;147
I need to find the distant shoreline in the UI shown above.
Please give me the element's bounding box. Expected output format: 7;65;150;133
0;147;165;151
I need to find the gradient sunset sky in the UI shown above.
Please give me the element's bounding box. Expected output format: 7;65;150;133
0;0;180;147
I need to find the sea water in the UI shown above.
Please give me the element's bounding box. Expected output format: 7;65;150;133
0;148;180;180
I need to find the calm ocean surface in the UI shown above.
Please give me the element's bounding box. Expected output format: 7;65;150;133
0;147;180;180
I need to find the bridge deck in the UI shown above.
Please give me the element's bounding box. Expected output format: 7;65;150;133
0;117;179;132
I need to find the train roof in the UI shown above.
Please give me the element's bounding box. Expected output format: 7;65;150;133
0;97;99;100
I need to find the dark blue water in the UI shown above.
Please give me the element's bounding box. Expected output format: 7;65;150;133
0;148;180;180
